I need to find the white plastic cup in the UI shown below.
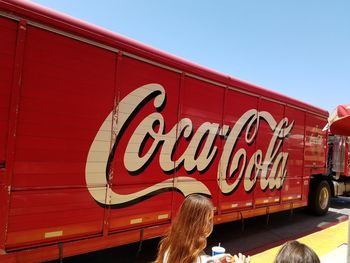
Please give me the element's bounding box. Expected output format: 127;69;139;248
212;246;225;256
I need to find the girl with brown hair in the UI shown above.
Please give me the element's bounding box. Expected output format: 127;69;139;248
274;240;320;263
154;194;249;263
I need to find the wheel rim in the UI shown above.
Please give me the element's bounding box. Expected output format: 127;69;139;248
319;187;329;210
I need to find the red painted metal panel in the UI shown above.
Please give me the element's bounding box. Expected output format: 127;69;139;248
0;16;17;250
107;56;180;231
281;107;305;202
12;26;115;188
0;170;7;251
220;89;258;212
254;99;285;205
0;17;16;163
6;25;116;248
108;184;172;231
304;113;327;172
6;187;105;248
178;75;224;212
302;168;312;203
1;18;27;252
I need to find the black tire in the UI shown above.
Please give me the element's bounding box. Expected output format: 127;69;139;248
308;180;330;216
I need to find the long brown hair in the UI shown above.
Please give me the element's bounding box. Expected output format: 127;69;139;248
274;240;320;263
154;194;214;263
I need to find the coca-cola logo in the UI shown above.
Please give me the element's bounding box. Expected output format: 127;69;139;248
85;84;294;207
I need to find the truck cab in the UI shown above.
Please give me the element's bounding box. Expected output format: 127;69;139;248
328;135;350;195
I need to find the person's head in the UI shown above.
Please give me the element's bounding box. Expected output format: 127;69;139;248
274;240;320;263
154;194;214;263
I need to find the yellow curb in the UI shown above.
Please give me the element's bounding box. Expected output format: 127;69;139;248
251;221;348;263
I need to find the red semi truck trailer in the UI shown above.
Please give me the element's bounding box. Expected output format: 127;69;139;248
1;1;350;262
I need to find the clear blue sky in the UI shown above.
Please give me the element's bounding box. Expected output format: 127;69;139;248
32;0;349;113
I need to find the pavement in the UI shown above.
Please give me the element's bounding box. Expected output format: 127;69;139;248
251;219;349;263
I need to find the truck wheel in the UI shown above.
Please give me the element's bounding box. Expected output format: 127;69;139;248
308;180;330;216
